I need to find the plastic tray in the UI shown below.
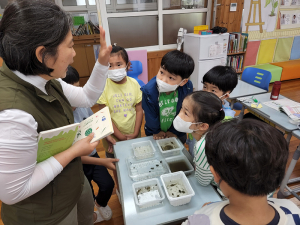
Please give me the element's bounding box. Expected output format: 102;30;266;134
160;171;195;206
165;155;194;176
132;178;165;209
132;140;155;160
156;137;181;158
127;156;170;182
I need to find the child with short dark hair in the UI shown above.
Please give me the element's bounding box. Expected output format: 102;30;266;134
63;66;118;223
202;65;238;118
183;119;300;225
173;91;225;187
141;50;194;143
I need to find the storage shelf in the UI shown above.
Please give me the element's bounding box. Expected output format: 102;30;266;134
227;51;246;56
237;71;243;74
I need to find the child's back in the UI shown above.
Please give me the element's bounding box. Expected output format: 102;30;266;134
183;119;300;225
141;50;194;142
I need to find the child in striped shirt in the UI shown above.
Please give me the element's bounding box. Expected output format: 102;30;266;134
173;91;225;187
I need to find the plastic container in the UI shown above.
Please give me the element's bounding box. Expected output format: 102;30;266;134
132;140;155;160
156;137;181;158
270;81;281;100
132;178;165;209
165;155;194;176
194;25;209;34
127;156;170;182
160;171;195;206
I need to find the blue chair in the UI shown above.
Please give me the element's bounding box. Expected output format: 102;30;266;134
233;67;272;110
127;60;145;87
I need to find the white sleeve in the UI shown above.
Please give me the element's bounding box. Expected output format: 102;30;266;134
0;109;63;205
58;61;108;108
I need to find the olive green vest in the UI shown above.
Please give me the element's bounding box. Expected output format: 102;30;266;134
0;63;84;225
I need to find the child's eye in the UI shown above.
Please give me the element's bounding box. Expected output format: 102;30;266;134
160;71;163;74
169;77;175;80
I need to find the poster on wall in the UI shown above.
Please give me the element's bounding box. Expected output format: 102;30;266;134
281;0;291;6
280;10;300;28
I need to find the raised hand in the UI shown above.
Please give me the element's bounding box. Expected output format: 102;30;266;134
97;26;112;66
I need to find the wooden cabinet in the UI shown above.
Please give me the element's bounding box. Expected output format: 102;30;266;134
72;35;100;87
215;0;244;33
147;49;174;81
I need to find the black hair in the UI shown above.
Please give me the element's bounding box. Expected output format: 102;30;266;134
62;66;79;85
205;119;289;196
161;50;194;79
187;91;225;126
0;0;72;76
111;45;129;65
202;66;238;93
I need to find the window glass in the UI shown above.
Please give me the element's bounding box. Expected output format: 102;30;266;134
62;0;86;6
163;0;206;10
163;13;206;45
107;0;157;13
89;0;96;5
0;0;8;8
108;15;158;48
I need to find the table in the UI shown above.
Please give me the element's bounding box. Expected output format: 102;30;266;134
228;80;267;110
278;130;300;200
114;136;222;225
237;93;299;145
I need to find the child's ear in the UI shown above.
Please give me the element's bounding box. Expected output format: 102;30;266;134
210;166;221;184
225;91;231;98
198;122;209;131
179;79;188;86
127;61;132;72
35;46;46;64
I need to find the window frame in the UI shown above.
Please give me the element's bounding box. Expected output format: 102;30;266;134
56;0;212;51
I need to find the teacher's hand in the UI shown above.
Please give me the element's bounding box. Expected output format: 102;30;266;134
72;133;99;157
98;26;112;66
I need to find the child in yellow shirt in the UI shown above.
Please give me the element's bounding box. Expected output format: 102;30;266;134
97;45;143;197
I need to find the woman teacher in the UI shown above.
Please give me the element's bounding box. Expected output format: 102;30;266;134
0;0;116;224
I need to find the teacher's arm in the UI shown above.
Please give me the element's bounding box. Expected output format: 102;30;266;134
0;110;96;205
59;26;112;108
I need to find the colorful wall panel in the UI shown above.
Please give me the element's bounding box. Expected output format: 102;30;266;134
290;36;300;60
257;39;277;65
273;37;294;62
244;41;261;67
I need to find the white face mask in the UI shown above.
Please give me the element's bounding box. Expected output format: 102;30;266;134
173;115;202;133
156;77;184;93
108;67;127;82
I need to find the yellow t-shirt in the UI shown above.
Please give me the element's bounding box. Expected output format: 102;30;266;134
97;77;142;135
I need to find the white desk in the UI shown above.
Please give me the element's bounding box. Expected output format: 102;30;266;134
114;136;221;225
237;93;299;145
228;80;267;109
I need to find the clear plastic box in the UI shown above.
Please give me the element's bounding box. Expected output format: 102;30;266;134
156;137;181;157
165;155;194;176
132;140;155;160
127;156;170;182
132;178;165;209
160;171;195;206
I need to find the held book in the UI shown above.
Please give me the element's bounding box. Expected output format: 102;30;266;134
37;106;114;163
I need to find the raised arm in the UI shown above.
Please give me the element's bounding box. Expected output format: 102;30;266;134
59;26;113;108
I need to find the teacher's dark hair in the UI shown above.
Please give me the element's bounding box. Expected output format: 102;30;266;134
0;0;72;76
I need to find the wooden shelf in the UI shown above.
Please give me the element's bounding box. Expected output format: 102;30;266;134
227;51;246;56
237;71;243;74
